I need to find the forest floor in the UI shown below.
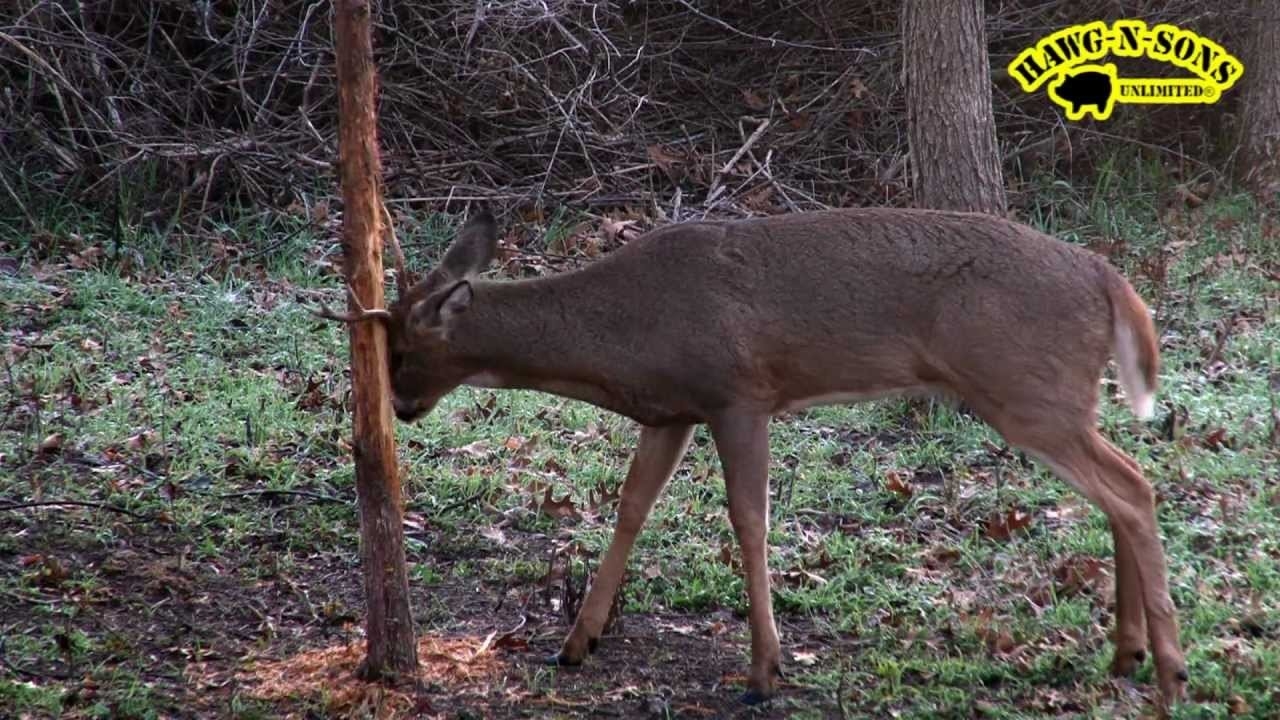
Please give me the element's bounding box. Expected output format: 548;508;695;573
2;176;1279;719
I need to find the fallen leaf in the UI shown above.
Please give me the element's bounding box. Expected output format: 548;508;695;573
493;633;528;652
1227;695;1250;715
587;482;621;512
126;431;154;451
402;512;429;532
884;470;913;498
741;88;770;111
68;246;103;269
847;76;870;100
792;650;819;666
538;487;581;520
601;217;639;244
449;440;491;460
924;546;961;569
647;144;686;184
1202;427;1231;451
787;111;812;131
985;509;1033;541
39;433;64;455
1054;555;1106;597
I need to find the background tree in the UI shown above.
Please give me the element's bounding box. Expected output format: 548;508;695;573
1239;0;1280;193
332;0;418;679
901;0;1007;214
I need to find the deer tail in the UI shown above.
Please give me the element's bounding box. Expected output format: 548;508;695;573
1107;271;1159;420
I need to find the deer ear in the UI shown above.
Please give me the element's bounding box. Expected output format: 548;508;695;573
411;280;473;334
441;210;497;279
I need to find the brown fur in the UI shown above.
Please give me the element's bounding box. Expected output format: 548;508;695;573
382;208;1186;709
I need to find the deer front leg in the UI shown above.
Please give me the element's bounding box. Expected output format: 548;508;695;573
710;411;781;705
551;423;694;666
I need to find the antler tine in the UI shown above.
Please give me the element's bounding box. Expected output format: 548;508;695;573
313;287;392;323
382;201;413;297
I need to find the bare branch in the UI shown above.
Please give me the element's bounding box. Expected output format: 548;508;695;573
313;288;392;323
382;201;414;297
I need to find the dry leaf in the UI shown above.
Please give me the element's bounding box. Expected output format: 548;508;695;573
1227;695;1250;715
480;526;507;545
69;246;103;270
985;509;1033;540
847;77;870;100
601;217;639;244
741;88;769;111
1054;555;1106;597
884;470;913;498
538;487;581;520
786;111;811;131
126;431;154;451
647;144;686;183
449;440;491;460
1202;427;1231;451
792;650;819;666
39;433;64;455
587;482;621;511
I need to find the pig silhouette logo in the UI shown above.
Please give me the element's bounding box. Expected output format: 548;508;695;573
1009;20;1243;122
1048;64;1117;121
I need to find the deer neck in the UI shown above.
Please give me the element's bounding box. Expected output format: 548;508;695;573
449;276;621;407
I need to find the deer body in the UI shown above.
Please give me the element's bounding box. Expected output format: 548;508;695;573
380;208;1186;708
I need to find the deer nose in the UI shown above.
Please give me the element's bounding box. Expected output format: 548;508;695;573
392;397;418;422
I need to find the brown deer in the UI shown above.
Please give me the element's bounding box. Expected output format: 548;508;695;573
330;207;1187;708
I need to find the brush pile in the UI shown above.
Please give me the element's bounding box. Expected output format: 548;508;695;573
0;0;1253;228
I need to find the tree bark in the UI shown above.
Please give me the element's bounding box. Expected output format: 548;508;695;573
333;0;418;680
1239;0;1280;192
902;0;1007;214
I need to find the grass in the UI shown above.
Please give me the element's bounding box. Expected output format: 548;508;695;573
1;174;1278;718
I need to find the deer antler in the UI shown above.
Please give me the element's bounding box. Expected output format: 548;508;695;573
313;287;392;323
382;201;414;297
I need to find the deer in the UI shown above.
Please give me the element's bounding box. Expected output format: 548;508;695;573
323;206;1187;709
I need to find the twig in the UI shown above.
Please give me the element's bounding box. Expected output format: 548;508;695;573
671;0;873;53
0;500;151;520
706;118;771;206
0;636;72;680
433;488;488;516
216;489;345;504
0;171;37;231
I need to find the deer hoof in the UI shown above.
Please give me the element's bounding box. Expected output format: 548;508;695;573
1110;648;1146;677
545;653;581;667
739;689;772;706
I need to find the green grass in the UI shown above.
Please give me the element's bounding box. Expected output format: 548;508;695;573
1;175;1278;718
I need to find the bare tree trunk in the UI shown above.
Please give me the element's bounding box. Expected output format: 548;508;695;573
1239;0;1280;192
902;0;1007;214
333;0;418;680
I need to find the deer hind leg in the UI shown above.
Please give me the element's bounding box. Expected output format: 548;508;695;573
1110;518;1149;677
709;411;781;705
552;423;694;666
1106;447;1150;675
1020;429;1187;706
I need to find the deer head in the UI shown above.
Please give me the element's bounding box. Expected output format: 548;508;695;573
384;210;498;422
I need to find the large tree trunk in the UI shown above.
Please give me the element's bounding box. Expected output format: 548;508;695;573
333;0;418;680
902;0;1007;214
1239;0;1280;192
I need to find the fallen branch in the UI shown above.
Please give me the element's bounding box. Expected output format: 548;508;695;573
216;489;346;504
0;500;152;520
